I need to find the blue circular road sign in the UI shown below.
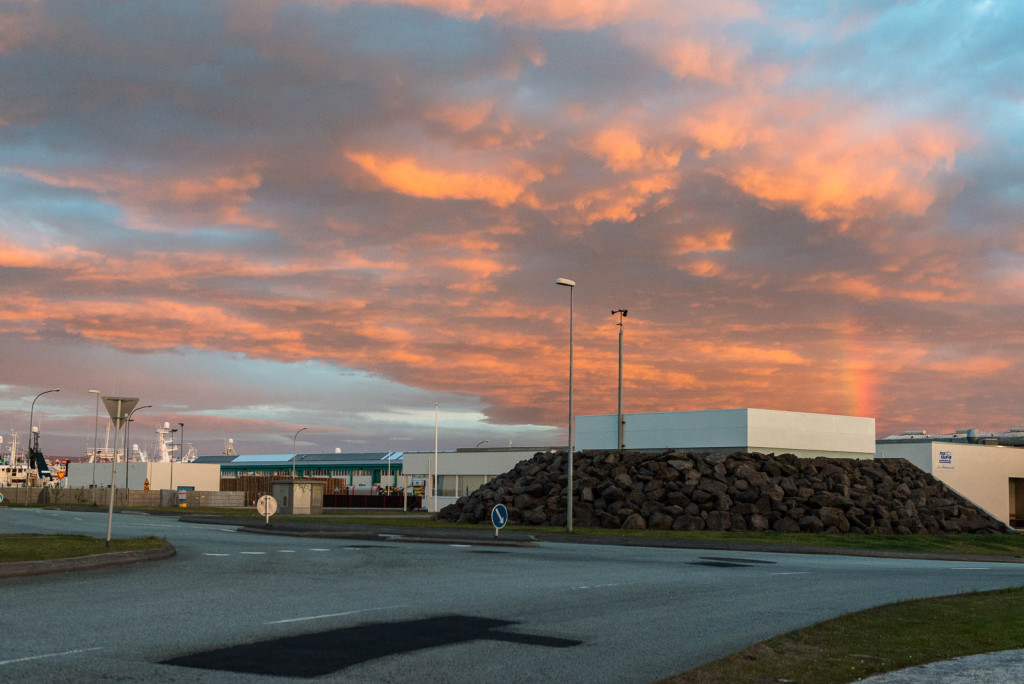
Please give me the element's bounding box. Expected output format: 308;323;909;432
491;503;508;530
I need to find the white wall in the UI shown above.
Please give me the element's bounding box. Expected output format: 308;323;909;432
876;441;1024;526
403;449;546;512
576;408;875;458
68;462;221;491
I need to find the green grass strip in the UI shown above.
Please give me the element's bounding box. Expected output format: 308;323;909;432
660;586;1024;684
0;534;166;563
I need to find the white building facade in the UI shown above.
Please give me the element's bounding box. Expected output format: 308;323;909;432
876;441;1024;527
576;408;876;459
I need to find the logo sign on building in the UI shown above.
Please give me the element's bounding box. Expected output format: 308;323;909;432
938;451;954;469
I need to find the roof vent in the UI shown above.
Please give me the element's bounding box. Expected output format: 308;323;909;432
903;430;926;436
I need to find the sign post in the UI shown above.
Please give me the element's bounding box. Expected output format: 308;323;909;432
491;503;508;539
256;494;278;526
102;396;138;548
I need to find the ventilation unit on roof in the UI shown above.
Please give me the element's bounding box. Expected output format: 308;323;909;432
1010;428;1024;433
903;430;926;436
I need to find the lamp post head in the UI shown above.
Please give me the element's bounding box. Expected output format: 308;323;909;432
555;277;575;288
89;389;100;394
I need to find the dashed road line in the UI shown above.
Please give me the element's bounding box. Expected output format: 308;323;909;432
310;548;330;552
266;606;401;625
240;551;267;555
0;646;103;667
278;550;296;553
203;553;231;557
573;583;625;590
949;567;990;570
769;572;811;576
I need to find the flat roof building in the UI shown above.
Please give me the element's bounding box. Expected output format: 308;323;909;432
576;408;876;459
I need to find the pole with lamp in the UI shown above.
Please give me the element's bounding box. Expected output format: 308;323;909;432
89;390;101;487
433;403;439;514
172;421;184;491
292;427;307;479
612;309;628;450
556;277;575;532
28;388;60;479
123;405;152;490
102;397;138;547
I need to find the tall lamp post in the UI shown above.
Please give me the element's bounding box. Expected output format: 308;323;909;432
28;388;60;475
89;390;101;486
292;427;308;479
124;405;152;489
556;277;575;532
173;421;184;491
612;309;628;450
169;427;178;491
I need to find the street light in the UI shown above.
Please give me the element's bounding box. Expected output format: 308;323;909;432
173;421;184;491
28;388;60;478
89;390;101;487
556;277;575;532
292;427;308;479
612;309;628;450
124;405;152;489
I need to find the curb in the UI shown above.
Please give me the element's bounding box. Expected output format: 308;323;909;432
235;524;539;548
0;542;177;579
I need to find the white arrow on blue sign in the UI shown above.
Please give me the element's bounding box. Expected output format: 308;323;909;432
491;503;508;531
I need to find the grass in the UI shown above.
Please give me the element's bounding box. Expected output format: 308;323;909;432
0;534;167;563
659;586;1024;684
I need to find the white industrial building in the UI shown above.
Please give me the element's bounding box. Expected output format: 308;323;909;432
576;408;876;459
877;434;1024;528
67;461;221;492
403;447;559;512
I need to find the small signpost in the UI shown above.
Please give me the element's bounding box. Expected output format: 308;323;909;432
491;503;508;539
0;492;4;504
257;494;279;526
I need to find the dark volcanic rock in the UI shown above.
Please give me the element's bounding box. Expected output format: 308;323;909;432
434;449;1008;535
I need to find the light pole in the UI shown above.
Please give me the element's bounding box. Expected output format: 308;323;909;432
124;405;152;490
292;427;307;479
27;388;60;476
173;421;184;491
169;427;178;491
556;277;575;532
612;309;628;450
89;390;101;487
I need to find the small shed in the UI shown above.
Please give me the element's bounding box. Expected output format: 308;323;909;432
271;479;324;515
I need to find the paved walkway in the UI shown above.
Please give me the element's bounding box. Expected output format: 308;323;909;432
857;649;1024;683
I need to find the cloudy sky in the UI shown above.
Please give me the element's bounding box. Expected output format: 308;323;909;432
2;0;1022;459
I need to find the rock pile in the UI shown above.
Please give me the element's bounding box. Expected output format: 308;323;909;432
436;450;1008;534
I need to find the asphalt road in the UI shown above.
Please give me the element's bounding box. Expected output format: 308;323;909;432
3;507;1024;683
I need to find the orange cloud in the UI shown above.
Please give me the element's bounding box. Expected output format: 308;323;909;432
346;151;541;207
585;128;681;173
675;230;733;254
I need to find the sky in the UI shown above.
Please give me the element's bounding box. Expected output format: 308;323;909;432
1;0;1023;459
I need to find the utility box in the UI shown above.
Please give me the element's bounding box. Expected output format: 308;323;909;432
271;479;324;515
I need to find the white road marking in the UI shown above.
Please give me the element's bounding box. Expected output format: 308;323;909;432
0;646;103;667
450;544;471;548
267;606;401;625
769;572;811;576
573;583;624;590
203;553;231;557
74;517;82;521
949;567;990;570
310;548;330;552
217;528;236;532
240;551;266;555
277;550;296;553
